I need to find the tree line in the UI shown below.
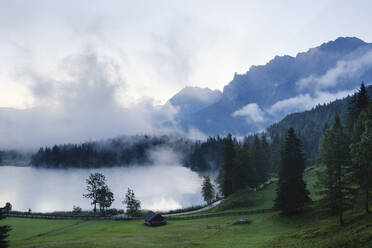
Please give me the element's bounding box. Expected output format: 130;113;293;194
31;135;194;169
266;84;372;166
29;132;279;173
317;83;372;224
216;133;272;197
214;83;372;225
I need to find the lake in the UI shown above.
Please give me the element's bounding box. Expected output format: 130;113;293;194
0;165;204;212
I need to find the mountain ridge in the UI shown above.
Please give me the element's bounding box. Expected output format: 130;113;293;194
170;36;372;135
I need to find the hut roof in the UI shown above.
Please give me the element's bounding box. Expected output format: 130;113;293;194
144;211;158;222
144;211;166;226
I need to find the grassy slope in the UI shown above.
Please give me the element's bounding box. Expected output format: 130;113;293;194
5;213;318;248
3;166;372;248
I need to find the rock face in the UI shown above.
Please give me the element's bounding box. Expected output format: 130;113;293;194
168;86;222;117
170;37;372;135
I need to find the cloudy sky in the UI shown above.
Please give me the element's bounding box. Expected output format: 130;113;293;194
1;0;372;109
1;0;372;149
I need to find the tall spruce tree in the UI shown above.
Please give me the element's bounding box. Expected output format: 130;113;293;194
217;133;235;197
274;128;310;214
351;104;372;214
232;146;257;191
346;82;369;135
270;136;283;172
261;134;272;174
356;82;369;111
0;208;11;248
201;176;215;204
250;135;268;187
318;114;354;225
351;110;368;143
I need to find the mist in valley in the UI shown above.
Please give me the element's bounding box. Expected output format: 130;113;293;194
0;148;207;212
0;165;204;213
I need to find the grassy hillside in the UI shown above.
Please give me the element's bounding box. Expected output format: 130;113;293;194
3;166;372;248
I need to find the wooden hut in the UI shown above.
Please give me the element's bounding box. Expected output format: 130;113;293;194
144;211;166;226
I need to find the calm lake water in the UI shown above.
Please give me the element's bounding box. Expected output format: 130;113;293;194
0;165;204;212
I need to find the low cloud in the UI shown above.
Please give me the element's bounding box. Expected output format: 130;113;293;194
0;165;203;212
267;90;355;116
231;90;356;127
0;48;180;150
297;48;372;91
232;103;266;123
186;128;208;141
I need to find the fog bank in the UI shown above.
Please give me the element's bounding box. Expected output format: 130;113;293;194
0;165;204;212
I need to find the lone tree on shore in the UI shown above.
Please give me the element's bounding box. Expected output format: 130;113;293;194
318;114;354;225
97;185;114;213
274;128;310;215
201;176;215;204
123;188;141;216
0;207;11;248
83;172;107;213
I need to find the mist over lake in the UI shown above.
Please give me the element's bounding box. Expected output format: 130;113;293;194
0;165;204;212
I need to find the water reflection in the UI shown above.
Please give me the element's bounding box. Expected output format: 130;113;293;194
0;165;204;212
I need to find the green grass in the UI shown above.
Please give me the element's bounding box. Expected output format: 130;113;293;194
3;165;372;248
267;209;372;248
4;213;313;248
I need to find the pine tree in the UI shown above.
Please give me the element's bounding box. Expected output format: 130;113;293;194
232;146;257;191
201;176;215;204
261;134;272;174
270;136;283;172
274;128;310;214
250;135;269;187
351;104;372;214
0;208;11;248
318;114;354;225
356;82;369;111
346;82;369;134
351;110;368;143
217;134;235;197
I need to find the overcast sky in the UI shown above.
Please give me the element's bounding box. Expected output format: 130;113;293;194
1;0;372;109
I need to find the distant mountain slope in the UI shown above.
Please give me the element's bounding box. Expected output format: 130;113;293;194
266;85;372;166
174;37;372;135
168;86;222;117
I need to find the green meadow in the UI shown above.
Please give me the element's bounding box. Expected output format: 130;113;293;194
3;166;372;248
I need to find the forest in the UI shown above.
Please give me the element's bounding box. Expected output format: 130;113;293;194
216;83;372;223
30;85;372;175
30;135;193;168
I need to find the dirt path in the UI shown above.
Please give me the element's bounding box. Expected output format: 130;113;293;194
163;200;222;217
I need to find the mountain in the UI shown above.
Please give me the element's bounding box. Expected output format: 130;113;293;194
168;86;222;117
266;84;372;166
171;37;372;135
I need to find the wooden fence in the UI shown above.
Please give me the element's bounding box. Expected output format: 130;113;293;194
6;208;273;221
6;213;130;220
167;209;273;220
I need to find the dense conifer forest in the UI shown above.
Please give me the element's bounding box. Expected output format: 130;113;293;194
30;85;372;176
31;135;194;168
266;85;372;166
